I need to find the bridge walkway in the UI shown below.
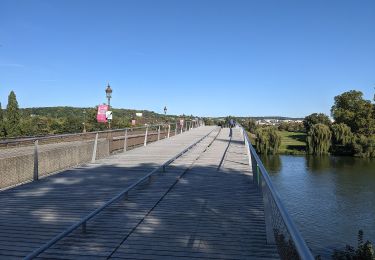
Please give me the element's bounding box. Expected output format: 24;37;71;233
0;126;216;259
0;127;280;259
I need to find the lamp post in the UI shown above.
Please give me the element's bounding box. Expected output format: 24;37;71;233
105;84;112;129
83;109;87;133
164;106;168;124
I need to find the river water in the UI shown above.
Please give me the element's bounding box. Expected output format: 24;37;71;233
261;155;375;258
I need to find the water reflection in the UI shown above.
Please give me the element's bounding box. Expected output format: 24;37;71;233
261;154;375;258
260;154;282;173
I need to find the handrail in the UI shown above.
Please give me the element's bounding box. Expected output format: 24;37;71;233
24;126;217;260
239;125;314;260
0;120;202;145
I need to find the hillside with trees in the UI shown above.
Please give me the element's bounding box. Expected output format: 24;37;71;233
0;91;195;138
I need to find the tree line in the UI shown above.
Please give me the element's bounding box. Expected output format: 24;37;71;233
0;91;192;138
244;90;375;158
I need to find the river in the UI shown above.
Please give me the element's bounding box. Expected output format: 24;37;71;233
261;155;375;258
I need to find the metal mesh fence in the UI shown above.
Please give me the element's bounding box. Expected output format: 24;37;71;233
241;125;314;260
0;122;202;190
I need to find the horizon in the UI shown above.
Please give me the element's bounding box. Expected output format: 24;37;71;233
1;0;374;117
16;105;306;119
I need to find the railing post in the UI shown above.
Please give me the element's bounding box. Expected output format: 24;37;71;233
262;184;275;244
180;123;183;134
144;126;148;146
91;133;99;163
175;123;178;136
167;124;171;138
256;164;261;188
123;129;128;152
157;125;161;141
33;140;39;181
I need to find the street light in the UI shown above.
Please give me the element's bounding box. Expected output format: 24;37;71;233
105;84;112;129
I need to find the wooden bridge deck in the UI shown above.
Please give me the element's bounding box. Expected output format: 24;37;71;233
0;126;279;260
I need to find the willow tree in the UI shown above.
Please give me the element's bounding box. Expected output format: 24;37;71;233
307;123;332;155
331;123;353;146
255;127;281;154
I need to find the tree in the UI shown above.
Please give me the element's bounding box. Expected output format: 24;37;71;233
331;123;353;146
352;135;375;158
247;119;257;133
0;103;5;137
306;123;332;155
331;123;354;155
331;90;375;135
303;113;331;133
255;127;281;155
6;91;21;137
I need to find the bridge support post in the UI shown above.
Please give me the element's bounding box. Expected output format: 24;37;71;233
144;127;148;146
91;133;99;163
33;140;39;181
123;129;128;152
167;124;170;138
157;126;161;141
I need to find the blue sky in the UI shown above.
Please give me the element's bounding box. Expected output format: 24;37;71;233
0;0;374;117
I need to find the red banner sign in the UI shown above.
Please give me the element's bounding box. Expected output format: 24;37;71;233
97;105;108;123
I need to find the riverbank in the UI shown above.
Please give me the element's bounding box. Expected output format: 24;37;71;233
278;131;306;155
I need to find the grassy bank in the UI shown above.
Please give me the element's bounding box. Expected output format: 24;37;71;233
278;131;306;155
247;130;306;155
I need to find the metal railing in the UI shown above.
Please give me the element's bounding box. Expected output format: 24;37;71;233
24;126;217;260
0;120;203;190
239;125;314;260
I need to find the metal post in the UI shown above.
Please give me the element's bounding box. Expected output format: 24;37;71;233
33;140;39;181
262;185;275;244
123;129;128;152
91;133;99;163
167;124;171;138
256;164;261;189
157;125;161;141
144;127;148;146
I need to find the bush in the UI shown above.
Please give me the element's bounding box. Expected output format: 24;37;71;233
332;230;374;260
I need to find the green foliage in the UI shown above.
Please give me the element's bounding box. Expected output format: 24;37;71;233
307;123;332;155
331;90;375;136
247;119;257;133
0;103;5;137
278;121;305;132
332;230;375;260
303;113;331;133
352;135;375;158
331;123;353;146
255;127;281;154
5;91;21;137
331;123;354;155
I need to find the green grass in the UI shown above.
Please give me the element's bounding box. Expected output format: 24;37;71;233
278;131;306;155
